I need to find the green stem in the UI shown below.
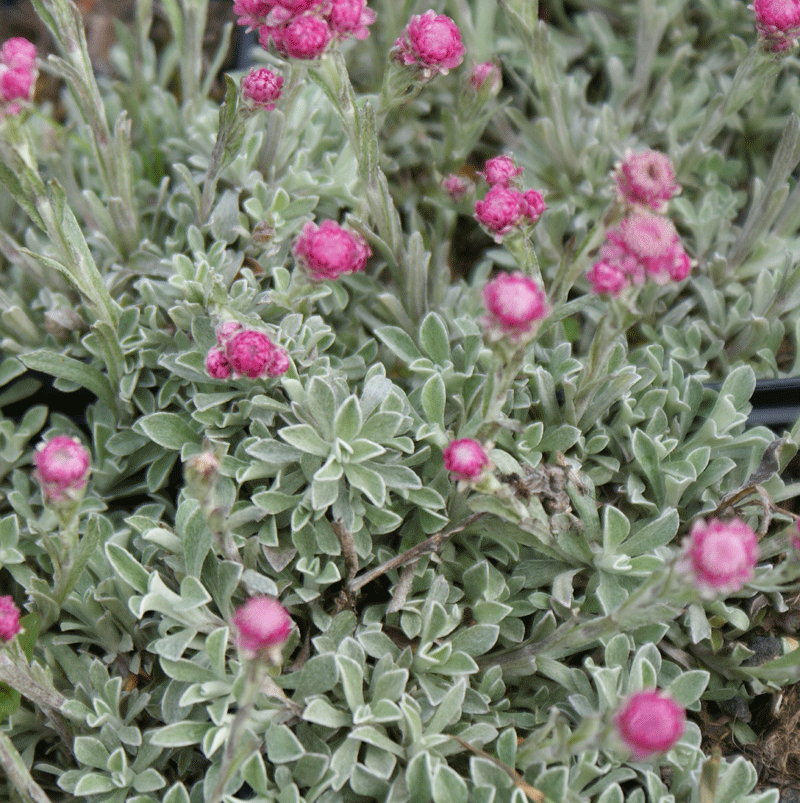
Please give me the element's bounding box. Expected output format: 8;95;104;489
0;729;53;803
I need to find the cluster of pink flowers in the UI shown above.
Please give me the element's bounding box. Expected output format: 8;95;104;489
206;322;290;380
1;37;36;116
482;271;549;339
443;438;489;482
0;596;21;642
33;436;92;507
241;66;284;110
391;10;465;79
293;219;371;281
615;690;685;759
751;0;800;51
234;0;375;60
232;595;293;661
683;517;759;595
473;155;545;242
589;149;689;295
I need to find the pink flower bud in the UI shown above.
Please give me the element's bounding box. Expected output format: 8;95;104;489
482;271;549;337
474;185;526;241
216;321;244;346
586;260;628;296
597;213;691;285
266;347;290;377
268;14;332;59
328;0;376;40
241;66;284;110
479;155;523;188
615;149;680;213
469;61;501;94
228;330;276;379
0;67;33;102
686;517;759;594
443;438;489;481
392;10;466;78
293;219;371;281
232;596;293;658
615;691;685;759
1;38;36;71
33;436;91;506
206;346;232;380
441;173;474;201
752;0;800;50
0;596;21;642
522;189;546;223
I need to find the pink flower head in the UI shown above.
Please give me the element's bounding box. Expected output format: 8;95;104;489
1;38;36;71
328;0;376;40
752;0;800;50
598;213;691;285
586;260;628;296
228;330;276;379
522;189;546;223
34;436;91;506
441;173;474;201
293;219;371;281
482;271;549;338
615;149;680;213
232;596;293;659
269;14;332;59
392;10;466;78
474;185;526;241
0;596;21;642
686;517;759;594
266;347;290;377
233;0;276;29
241;66;284;110
470;61;502;94
615;691;685;759
479;155;524;188
0;67;33;102
206;346;232;380
443;438;489;481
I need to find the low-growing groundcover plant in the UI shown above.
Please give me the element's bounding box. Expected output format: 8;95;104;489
1;0;800;801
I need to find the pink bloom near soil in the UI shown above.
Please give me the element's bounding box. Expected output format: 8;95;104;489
0;596;21;642
293;219;371;281
242;66;284;110
479;155;523;188
228;330;276;379
753;0;800;49
482;271;549;336
616;149;680;212
688;517;759;593
232;596;293;654
443;439;489;481
34;436;91;503
206;346;232;379
392;10;465;77
616;691;685;758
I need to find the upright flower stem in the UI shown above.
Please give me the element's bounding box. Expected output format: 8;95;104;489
0;730;53;803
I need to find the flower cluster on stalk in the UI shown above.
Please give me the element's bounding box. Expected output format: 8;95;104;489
293;219;371;282
206;322;290;381
234;0;375;60
588;149;691;295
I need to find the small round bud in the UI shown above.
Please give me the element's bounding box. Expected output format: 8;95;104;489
474;185;526;241
469;61;501;94
482;271;549;338
33;436;91;506
685;517;759;594
441;173;474;201
241;66;284;110
232;596;293;660
391;10;465;78
614;149;680;213
443;438;489;481
293;219;371;281
479;155;523;188
206;346;232;380
0;596;21;642
228;330;276;379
